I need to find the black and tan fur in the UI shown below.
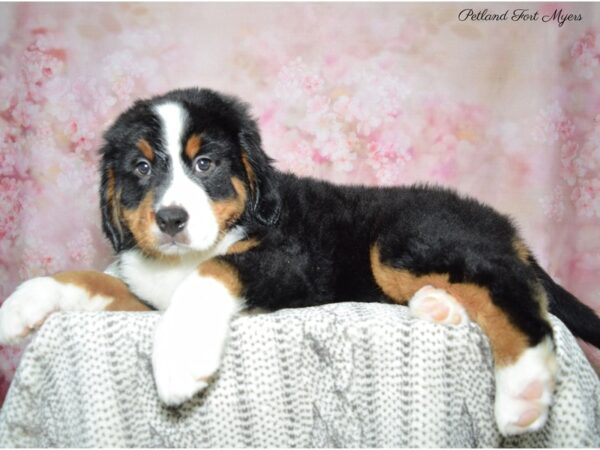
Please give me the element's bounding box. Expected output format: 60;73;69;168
93;88;600;364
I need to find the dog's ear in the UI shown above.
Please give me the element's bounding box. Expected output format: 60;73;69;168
99;152;126;252
239;122;281;226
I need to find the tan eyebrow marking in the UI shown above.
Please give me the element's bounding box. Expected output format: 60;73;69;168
185;134;202;160
136;139;155;161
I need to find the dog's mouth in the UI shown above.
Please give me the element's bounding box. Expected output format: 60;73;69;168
156;232;192;253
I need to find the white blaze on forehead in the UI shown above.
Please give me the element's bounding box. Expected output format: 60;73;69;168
155;102;188;158
153;101;220;251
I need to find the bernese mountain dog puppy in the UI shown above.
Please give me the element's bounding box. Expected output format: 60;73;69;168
1;88;599;436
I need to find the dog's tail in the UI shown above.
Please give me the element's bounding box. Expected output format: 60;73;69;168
533;260;600;348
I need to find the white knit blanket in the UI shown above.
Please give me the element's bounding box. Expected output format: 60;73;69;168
0;303;598;447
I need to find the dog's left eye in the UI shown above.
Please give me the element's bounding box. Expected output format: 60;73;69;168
134;159;152;177
193;157;213;173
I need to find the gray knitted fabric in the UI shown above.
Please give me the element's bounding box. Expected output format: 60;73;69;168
0;303;598;447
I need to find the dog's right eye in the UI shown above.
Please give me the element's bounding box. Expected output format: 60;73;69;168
134;159;151;177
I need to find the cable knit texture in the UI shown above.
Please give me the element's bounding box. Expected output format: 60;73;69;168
0;303;598;447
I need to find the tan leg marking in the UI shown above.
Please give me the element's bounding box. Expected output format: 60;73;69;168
370;245;527;365
137;138;155;161
185;134;202;160
53;271;150;311
212;177;248;232
512;238;549;314
198;259;242;297
513;238;532;265
226;238;260;255
532;282;550;317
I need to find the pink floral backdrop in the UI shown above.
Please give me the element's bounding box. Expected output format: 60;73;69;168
1;2;600;405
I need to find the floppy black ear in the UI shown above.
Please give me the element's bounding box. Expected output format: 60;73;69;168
239;123;281;226
99;153;126;252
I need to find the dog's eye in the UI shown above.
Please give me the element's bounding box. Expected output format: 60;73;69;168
194;157;213;173
134;159;151;177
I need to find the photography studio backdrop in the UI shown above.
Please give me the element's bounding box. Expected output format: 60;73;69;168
0;2;599;404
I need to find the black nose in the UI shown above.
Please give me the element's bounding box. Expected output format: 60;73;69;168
156;207;189;236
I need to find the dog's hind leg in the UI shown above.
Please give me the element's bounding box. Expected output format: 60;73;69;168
0;271;149;344
370;244;557;436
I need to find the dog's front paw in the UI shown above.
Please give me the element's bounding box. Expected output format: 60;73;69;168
0;277;63;344
494;338;557;435
152;312;222;406
152;276;238;406
0;275;114;345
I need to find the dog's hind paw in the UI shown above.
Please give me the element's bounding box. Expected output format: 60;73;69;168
409;285;469;326
494;337;557;435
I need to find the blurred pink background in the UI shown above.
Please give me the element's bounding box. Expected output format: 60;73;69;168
1;2;600;404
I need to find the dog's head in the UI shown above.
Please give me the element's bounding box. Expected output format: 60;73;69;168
99;88;280;257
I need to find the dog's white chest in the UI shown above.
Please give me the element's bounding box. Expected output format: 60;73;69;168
112;250;208;310
108;227;246;310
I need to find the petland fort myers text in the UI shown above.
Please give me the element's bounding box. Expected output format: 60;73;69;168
458;8;582;27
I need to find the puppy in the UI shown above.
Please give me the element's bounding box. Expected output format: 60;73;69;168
1;88;599;436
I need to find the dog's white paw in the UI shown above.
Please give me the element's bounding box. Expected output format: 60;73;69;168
409;285;469;326
0;276;113;345
152;275;239;406
0;277;64;344
152;309;220;406
495;338;557;435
